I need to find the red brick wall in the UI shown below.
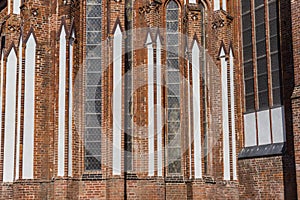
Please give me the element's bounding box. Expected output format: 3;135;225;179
238;157;285;199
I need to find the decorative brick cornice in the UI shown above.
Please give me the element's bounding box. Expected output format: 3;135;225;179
212;10;233;29
139;0;162;15
292;85;300;100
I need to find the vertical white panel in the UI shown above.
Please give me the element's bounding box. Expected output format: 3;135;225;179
68;32;74;177
156;37;162;176
220;48;230;180
271;106;286;143
23;34;36;179
229;50;237;180
192;42;202;179
113;25;122;175
187;48;192;179
222;0;227;11
58;27;66;177
0;52;3;164
257;110;271;145
3;49;17;182
13;0;20;14
147;34;154;176
16;37;22;180
244;113;257;147
8;0;11;14
214;0;220;11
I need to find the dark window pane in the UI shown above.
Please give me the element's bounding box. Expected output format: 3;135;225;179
242;13;251;29
242;0;251;14
244;61;254;79
271;53;280;70
257;57;267;74
273;87;282;106
168;160;181;173
270;36;279;52
272;70;281;88
269;20;278;36
85;156;101;170
243;29;252;46
255;7;265;25
256;24;266;41
243;45;253;61
268;1;278;19
256;40;266;57
246;94;255;111
245;79;254;94
255;0;264;7
258;74;268;91
259;91;269;109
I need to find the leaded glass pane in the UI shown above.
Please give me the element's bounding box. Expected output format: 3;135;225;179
168;160;181;174
87;45;101;58
85;1;102;171
166;0;181;174
86;59;101;72
87;5;102;17
87;19;101;31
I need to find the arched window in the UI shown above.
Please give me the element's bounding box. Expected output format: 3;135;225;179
166;0;181;174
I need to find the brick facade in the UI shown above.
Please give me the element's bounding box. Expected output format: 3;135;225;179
0;0;298;199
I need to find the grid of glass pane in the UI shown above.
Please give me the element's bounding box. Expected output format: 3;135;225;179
255;1;269;109
124;0;133;171
241;0;255;112
166;0;181;174
268;0;282;106
85;0;102;171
